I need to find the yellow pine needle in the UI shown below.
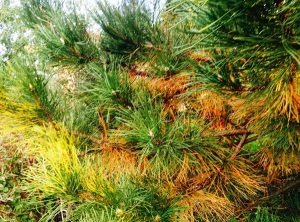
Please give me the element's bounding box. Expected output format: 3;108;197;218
258;148;300;182
205;158;265;202
178;190;234;222
81;157;114;197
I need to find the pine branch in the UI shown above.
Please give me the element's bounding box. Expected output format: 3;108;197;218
244;135;259;144
185;132;251;193
30;86;54;123
98;107;108;143
202;129;253;137
259;179;300;202
229;133;248;160
237;178;300;214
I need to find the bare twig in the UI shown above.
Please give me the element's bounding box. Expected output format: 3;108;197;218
230;133;248;160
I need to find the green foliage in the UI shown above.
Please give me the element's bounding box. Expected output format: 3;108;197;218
177;0;300;58
4;57;61;122
94;0;192;76
169;0;300;155
113;94;222;176
94;0;161;56
22;0;62;28
23;0;101;67
73;195;180;222
247;207;280;222
22;125;183;222
73;179;182;222
172;0;300;92
0;1;27;63
75;206;118;222
145;30;193;76
82;62;136;124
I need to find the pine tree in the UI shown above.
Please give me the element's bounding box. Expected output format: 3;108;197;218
1;0;300;221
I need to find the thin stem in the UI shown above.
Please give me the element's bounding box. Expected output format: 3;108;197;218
230;133;248;160
98;107;108;142
202;129;253;137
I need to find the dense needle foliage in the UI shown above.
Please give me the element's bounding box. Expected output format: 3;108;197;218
1;0;300;221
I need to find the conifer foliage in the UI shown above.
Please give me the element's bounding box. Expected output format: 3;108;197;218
1;0;300;221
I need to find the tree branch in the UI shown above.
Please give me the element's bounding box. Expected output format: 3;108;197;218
202;129;253;137
237;178;300;214
244;135;258;144
230;133;248;160
98;107;108;143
